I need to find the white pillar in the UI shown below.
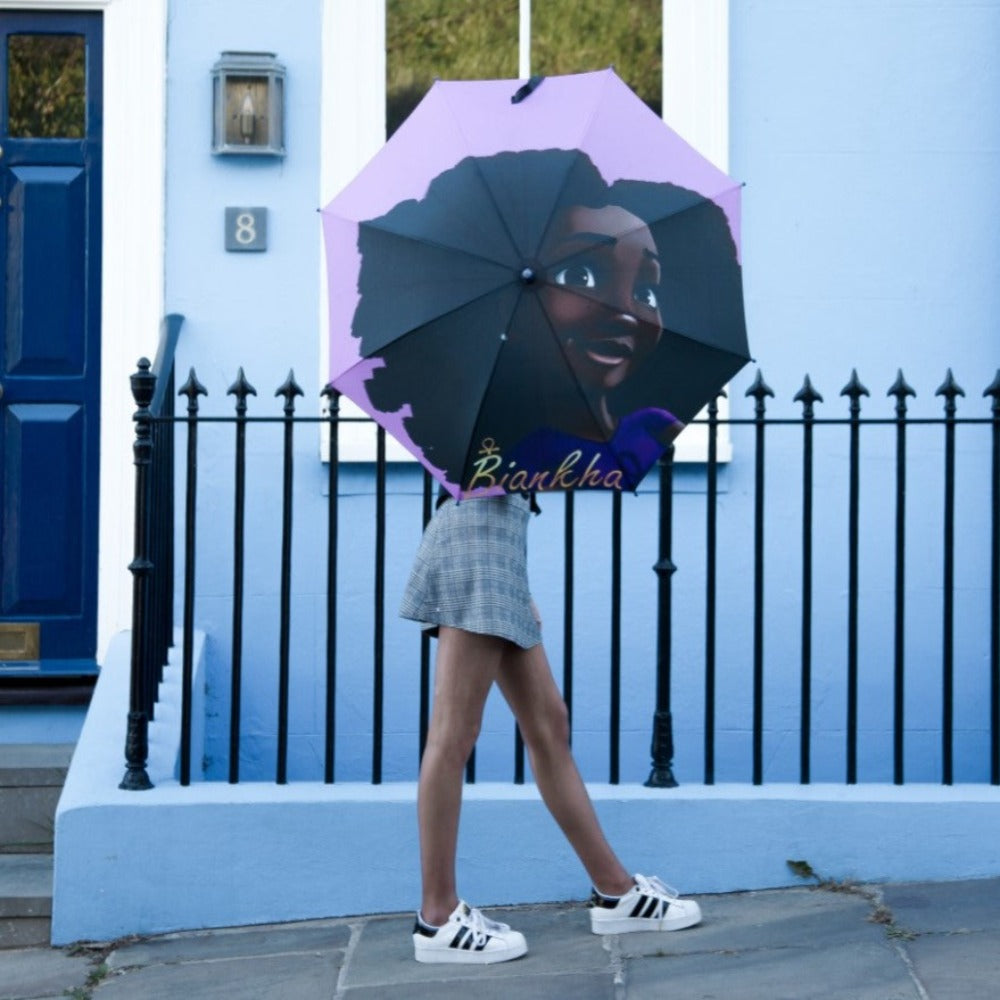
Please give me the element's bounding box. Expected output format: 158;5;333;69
662;0;729;172
519;0;531;78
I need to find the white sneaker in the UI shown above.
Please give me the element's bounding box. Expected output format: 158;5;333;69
413;901;528;964
589;874;702;934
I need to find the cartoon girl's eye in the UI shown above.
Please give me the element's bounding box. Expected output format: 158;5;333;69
552;263;597;289
634;284;659;310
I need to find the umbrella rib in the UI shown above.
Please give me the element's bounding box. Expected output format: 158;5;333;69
531;289;622;447
356;217;517;273
457;291;528;492
532;277;749;362
427;88;538;264
356;282;520;364
613;183;743;233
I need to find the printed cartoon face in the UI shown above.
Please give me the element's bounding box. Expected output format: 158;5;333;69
541;204;663;397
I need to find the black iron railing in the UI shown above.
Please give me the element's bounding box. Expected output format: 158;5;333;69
119;315;183;791
120;360;1000;790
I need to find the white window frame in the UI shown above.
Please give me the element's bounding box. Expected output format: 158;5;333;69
662;0;734;462
320;0;733;464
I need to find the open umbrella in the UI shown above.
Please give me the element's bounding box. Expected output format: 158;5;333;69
322;68;749;498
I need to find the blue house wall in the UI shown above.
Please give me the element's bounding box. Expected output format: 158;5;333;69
725;0;1000;783
45;0;1000;946
159;0;999;788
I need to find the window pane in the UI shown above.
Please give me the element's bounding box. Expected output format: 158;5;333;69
7;34;86;139
386;0;518;137
533;0;661;116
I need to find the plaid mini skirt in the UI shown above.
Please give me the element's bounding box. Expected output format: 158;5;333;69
399;492;542;649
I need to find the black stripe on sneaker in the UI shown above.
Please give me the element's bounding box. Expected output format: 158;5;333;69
629;896;647;917
449;926;492;951
642;897;661;919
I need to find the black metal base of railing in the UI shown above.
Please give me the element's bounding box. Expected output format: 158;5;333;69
645;709;678;788
119;710;153;790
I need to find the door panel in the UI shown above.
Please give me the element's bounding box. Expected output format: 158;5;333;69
3;403;84;614
0;11;102;674
6;166;86;374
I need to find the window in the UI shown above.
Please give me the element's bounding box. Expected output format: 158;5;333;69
322;0;732;465
7;33;86;138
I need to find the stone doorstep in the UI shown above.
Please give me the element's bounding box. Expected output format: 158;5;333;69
0;743;74;787
0;855;53;915
0;853;54;948
1;914;51;949
0;745;70;858
0;746;73;947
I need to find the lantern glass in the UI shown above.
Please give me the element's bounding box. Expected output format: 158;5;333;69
211;52;285;156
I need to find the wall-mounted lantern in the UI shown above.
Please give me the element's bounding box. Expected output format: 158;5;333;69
211;51;285;157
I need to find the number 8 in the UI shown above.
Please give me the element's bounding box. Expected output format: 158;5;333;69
235;212;257;245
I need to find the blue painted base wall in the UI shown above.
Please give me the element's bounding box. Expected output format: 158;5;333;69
52;629;1000;945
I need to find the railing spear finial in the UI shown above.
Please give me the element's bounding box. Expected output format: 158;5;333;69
793;374;824;418
887;369;916;415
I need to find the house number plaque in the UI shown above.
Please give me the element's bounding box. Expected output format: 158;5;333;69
225;206;267;252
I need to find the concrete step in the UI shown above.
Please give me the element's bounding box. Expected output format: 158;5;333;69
0;743;73;854
0;853;52;948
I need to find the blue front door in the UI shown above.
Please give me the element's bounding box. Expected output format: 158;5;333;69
0;11;102;675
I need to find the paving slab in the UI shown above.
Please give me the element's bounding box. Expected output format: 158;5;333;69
339;904;613;992
94;951;342;999
624;939;922;1000
614;886;881;959
880;877;1000;935
0;945;92;1000
344;969;616;999
3;880;997;1000
105;919;351;970
902;928;1000;1000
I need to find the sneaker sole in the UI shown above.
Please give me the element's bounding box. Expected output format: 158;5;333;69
590;908;702;935
413;940;528;964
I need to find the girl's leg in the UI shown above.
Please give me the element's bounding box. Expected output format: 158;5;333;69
417;626;504;925
495;642;634;897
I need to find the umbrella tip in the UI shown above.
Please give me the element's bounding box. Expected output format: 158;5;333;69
511;75;545;104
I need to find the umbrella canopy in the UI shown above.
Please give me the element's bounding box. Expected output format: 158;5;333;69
322;68;749;498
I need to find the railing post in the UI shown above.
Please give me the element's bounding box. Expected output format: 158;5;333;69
986;370;1000;786
120;359;156;791
703;392;722;784
840;369;869;784
178;368;208;787
373;424;387;784
322;384;341;784
794;375;824;784
936;369;964;786
275;370;303;785
646;443;678;788
227;368;256;784
888;370;916;785
747;369;775;785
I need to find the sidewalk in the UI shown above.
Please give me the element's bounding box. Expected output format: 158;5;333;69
3;877;998;999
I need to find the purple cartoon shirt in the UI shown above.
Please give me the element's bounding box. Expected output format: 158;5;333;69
506;407;679;490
